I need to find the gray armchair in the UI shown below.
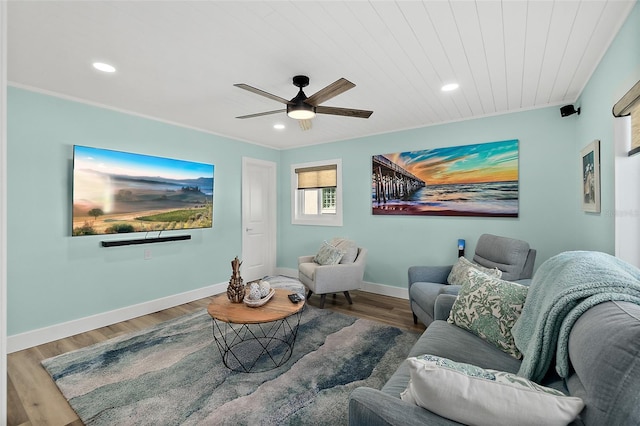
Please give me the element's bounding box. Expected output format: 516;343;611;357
408;234;536;326
298;247;367;308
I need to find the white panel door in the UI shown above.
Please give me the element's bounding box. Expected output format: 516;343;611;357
242;157;276;282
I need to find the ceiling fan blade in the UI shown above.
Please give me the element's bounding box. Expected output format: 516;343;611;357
234;83;292;105
236;109;285;119
316;106;373;119
298;119;312;131
304;78;355;106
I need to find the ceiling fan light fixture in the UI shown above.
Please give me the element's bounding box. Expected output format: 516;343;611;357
287;103;316;120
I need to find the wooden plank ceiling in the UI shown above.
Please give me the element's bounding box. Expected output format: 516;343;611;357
7;1;636;149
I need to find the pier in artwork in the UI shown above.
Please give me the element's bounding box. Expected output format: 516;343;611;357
372;155;426;204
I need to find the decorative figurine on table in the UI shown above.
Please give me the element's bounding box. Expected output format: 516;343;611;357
246;280;271;301
226;256;244;303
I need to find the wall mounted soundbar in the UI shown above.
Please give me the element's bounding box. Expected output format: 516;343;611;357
101;235;191;247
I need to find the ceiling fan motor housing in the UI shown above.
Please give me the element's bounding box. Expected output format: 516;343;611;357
287;75;315;119
292;75;310;88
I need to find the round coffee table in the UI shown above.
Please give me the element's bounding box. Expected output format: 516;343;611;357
207;288;305;373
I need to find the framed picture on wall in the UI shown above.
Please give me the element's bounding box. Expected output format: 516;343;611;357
580;140;600;213
372;139;519;217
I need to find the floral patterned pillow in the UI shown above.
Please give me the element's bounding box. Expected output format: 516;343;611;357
447;256;502;285
447;268;528;358
401;354;584;426
313;241;345;265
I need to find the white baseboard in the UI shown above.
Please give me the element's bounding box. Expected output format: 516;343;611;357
275;267;298;278
275;267;408;299
7;282;227;353
8;275;409;353
360;281;409;299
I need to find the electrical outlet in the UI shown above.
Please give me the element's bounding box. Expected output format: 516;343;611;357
144;249;152;260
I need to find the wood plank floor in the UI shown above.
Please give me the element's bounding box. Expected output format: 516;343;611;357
7;290;425;426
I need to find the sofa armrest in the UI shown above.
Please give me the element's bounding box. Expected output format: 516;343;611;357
408;265;452;286
298;255;315;265
434;294;458;321
349;387;463;426
438;284;461;296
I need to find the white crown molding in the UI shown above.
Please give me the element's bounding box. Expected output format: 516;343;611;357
6;82;279;150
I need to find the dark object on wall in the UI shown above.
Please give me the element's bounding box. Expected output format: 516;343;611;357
101;234;191;247
560;104;581;117
458;239;466;258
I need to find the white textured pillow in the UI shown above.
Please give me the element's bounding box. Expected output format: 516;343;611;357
401;354;584;426
447;256;502;285
313;241;344;265
330;237;358;263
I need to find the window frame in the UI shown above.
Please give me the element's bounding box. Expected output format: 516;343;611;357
612;79;640;156
291;159;343;226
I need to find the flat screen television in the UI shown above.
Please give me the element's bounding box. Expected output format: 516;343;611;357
72;145;214;236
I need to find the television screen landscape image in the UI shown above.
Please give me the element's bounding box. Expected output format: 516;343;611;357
73;145;214;236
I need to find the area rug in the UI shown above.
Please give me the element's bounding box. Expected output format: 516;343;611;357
41;284;419;425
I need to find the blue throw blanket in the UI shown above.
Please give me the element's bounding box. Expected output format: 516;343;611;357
512;251;640;382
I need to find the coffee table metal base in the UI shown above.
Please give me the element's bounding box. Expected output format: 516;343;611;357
211;308;304;373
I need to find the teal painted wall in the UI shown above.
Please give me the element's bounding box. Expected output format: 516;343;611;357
278;108;579;287
574;2;640;251
7;87;278;336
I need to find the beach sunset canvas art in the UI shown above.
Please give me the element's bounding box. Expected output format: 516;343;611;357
72;145;214;236
372;140;519;217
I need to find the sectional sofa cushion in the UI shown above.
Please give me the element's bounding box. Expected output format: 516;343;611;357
473;233;531;281
401;354;584;426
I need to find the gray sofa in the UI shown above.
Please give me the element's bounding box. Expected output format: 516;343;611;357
350;254;640;426
408;234;536;326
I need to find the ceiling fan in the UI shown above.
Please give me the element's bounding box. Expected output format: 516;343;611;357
234;75;373;131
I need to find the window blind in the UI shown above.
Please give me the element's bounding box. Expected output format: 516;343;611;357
295;165;337;189
631;101;640;153
612;79;640;155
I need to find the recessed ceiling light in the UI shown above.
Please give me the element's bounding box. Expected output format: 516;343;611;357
92;62;116;73
273;123;285;130
441;83;459;92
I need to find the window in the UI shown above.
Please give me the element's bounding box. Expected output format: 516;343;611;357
291;159;343;226
613;79;640;156
631;102;640;154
